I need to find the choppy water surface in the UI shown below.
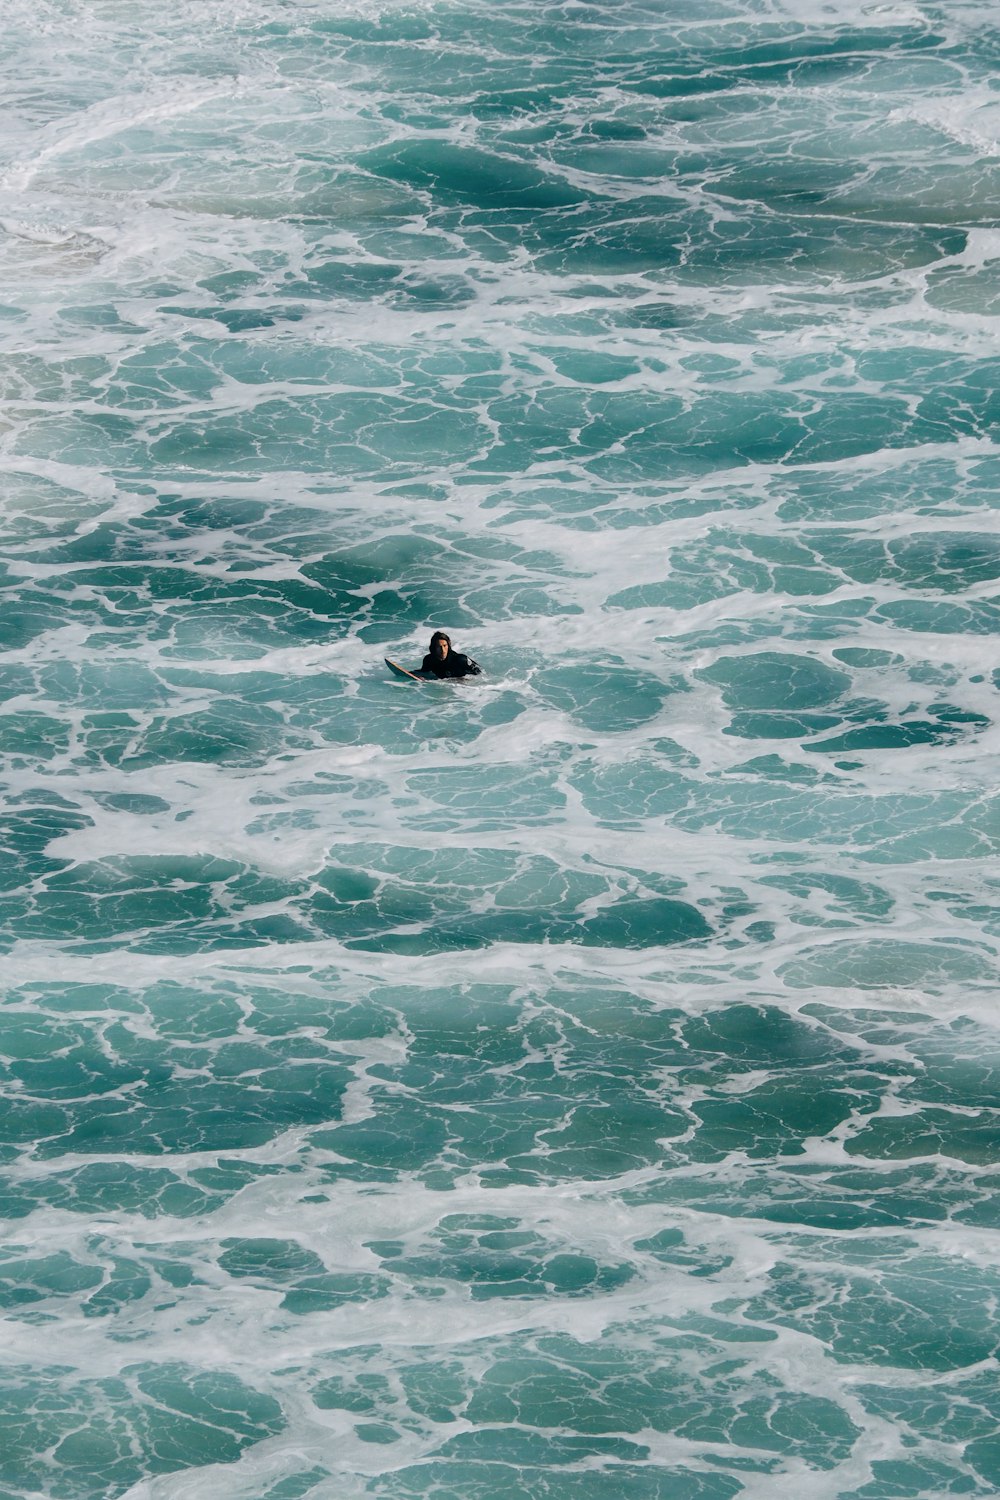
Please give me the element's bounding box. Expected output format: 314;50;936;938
1;0;999;1495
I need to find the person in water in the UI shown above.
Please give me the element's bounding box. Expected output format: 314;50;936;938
420;631;481;679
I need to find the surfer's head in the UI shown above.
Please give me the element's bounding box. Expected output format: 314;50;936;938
429;631;451;661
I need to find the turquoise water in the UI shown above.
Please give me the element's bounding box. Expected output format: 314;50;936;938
1;0;999;1495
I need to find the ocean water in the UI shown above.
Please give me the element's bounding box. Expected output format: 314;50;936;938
0;0;999;1495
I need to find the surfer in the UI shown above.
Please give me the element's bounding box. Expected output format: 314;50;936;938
420;630;481;679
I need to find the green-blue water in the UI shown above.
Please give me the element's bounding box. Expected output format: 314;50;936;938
1;0;999;1495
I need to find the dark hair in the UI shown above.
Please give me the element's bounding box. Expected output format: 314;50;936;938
430;631;451;648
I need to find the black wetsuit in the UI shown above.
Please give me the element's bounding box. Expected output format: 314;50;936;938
420;651;481;679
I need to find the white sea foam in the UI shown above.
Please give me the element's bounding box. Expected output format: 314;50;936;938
0;1;998;1496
